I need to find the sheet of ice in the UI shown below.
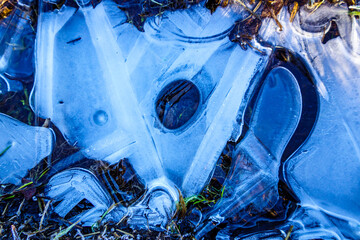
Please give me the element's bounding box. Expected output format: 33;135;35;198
46;166;178;228
0;113;54;185
32;0;272;227
0;0;35;80
195;66;302;238
217;206;347;239
32;0;270;195
114;4;271;196
259;3;360;223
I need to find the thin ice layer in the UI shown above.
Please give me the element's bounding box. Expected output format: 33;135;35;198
259;4;360;223
195;66;302;238
32;0;271;197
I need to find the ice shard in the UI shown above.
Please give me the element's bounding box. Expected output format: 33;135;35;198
259;2;360;224
33;0;272;227
45;168;124;226
0;113;54;185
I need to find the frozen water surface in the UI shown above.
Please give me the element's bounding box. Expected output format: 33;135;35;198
259;3;360;226
0;0;351;237
31;0;275;228
195;65;303;238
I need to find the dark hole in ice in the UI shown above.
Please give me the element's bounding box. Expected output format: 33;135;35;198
93;159;145;206
322;20;340;44
0;83;34;125
156;80;200;130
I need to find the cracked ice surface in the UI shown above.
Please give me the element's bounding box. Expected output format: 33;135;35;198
32;0;269;196
27;0;360;236
32;0;274;227
259;3;360;224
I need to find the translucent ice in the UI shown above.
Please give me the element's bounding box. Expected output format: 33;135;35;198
0;74;22;95
32;0;271;226
0;0;35;80
0;0;34;94
217;206;349;239
195;65;302;238
259;3;360;224
0;113;54;185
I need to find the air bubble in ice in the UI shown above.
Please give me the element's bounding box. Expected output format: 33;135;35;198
93;110;108;126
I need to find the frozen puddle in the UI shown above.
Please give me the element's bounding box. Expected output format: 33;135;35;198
0;0;360;238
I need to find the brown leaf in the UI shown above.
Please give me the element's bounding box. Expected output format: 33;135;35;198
20;178;36;201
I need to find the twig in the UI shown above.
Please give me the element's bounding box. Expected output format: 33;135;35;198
290;1;299;22
284;225;294;240
78;231;100;238
24;225;52;237
16;198;25;216
116;212;129;226
75;229;85;240
11;225;20;240
37;197;44;213
116;229;134;238
39;200;52;230
0;144;12;157
234;0;262;20
53;219;82;240
309;0;325;14
2;202;10;216
265;0;283;30
15;181;33;191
